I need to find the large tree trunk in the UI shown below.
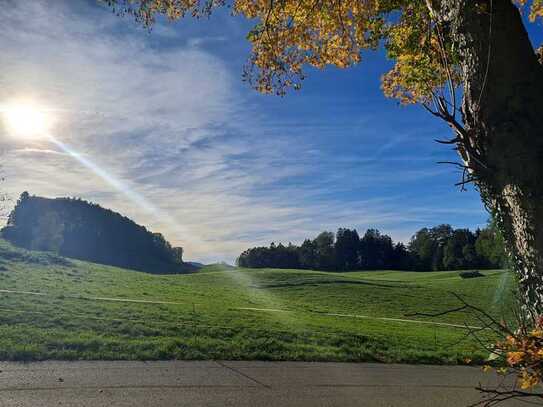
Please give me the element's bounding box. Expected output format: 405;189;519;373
436;0;543;314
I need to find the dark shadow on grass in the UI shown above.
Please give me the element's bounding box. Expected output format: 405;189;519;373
0;246;72;267
251;279;414;289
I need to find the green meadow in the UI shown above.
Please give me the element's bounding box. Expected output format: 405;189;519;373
0;239;516;364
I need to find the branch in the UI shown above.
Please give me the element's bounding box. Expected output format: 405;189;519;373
405;305;469;318
434;20;458;118
470;387;543;407
403;291;543;406
422;102;442;118
426;91;489;174
449;292;515;337
434;137;461;145
437;161;469;169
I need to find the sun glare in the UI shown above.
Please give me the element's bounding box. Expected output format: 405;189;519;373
1;102;54;140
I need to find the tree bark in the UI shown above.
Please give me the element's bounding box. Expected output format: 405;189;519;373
436;0;543;314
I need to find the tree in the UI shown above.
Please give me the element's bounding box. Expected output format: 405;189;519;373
409;228;434;270
298;238;318;270
172;246;184;263
359;229;394;270
314;231;335;270
409;225;454;270
442;228;478;270
237;224;504;271
7;191;29;227
476;219;508;268
104;0;543;312
335;228;360;271
236;241;301;268
428;224;454;271
31;210;64;252
0;168;9;221
390;242;412;270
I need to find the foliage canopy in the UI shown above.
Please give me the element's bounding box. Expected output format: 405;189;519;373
237;224;505;271
103;0;543;101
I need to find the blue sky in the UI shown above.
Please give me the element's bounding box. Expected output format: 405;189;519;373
2;1;539;264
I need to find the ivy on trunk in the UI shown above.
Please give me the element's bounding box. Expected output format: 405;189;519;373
437;0;543;314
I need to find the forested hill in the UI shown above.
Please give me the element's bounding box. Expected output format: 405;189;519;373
2;192;193;274
237;225;507;272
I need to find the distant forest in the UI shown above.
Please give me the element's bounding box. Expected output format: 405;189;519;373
2;192;192;274
237;223;507;272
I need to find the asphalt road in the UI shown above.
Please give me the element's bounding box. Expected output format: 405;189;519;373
0;361;531;406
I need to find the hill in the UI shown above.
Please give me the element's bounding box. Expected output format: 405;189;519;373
0;238;516;363
2;192;193;274
186;261;206;269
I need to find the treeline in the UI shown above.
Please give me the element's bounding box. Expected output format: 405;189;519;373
237;223;507;271
2;192;192;274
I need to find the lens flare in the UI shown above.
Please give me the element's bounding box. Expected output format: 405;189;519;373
48;136;208;253
0;99;207;258
223;268;296;326
53;136;286;313
1;102;54;140
493;270;510;306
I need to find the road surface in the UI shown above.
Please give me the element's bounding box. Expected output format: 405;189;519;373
0;361;531;406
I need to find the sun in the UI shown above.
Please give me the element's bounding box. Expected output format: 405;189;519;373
1;102;54;140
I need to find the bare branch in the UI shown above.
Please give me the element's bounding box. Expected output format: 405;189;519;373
434;137;461;144
405;305;469;318
437;161;468;169
470;387;543;407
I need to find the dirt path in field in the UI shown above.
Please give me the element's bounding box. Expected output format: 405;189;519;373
0;288;482;330
234;307;483;330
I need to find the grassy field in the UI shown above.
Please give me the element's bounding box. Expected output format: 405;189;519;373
0;239;517;364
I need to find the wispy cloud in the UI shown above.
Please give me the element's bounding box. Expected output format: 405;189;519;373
187;36;228;48
12;148;68;156
0;1;486;264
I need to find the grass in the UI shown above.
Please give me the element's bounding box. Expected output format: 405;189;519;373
0;239;517;364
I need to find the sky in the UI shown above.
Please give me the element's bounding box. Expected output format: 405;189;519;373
1;0;527;264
